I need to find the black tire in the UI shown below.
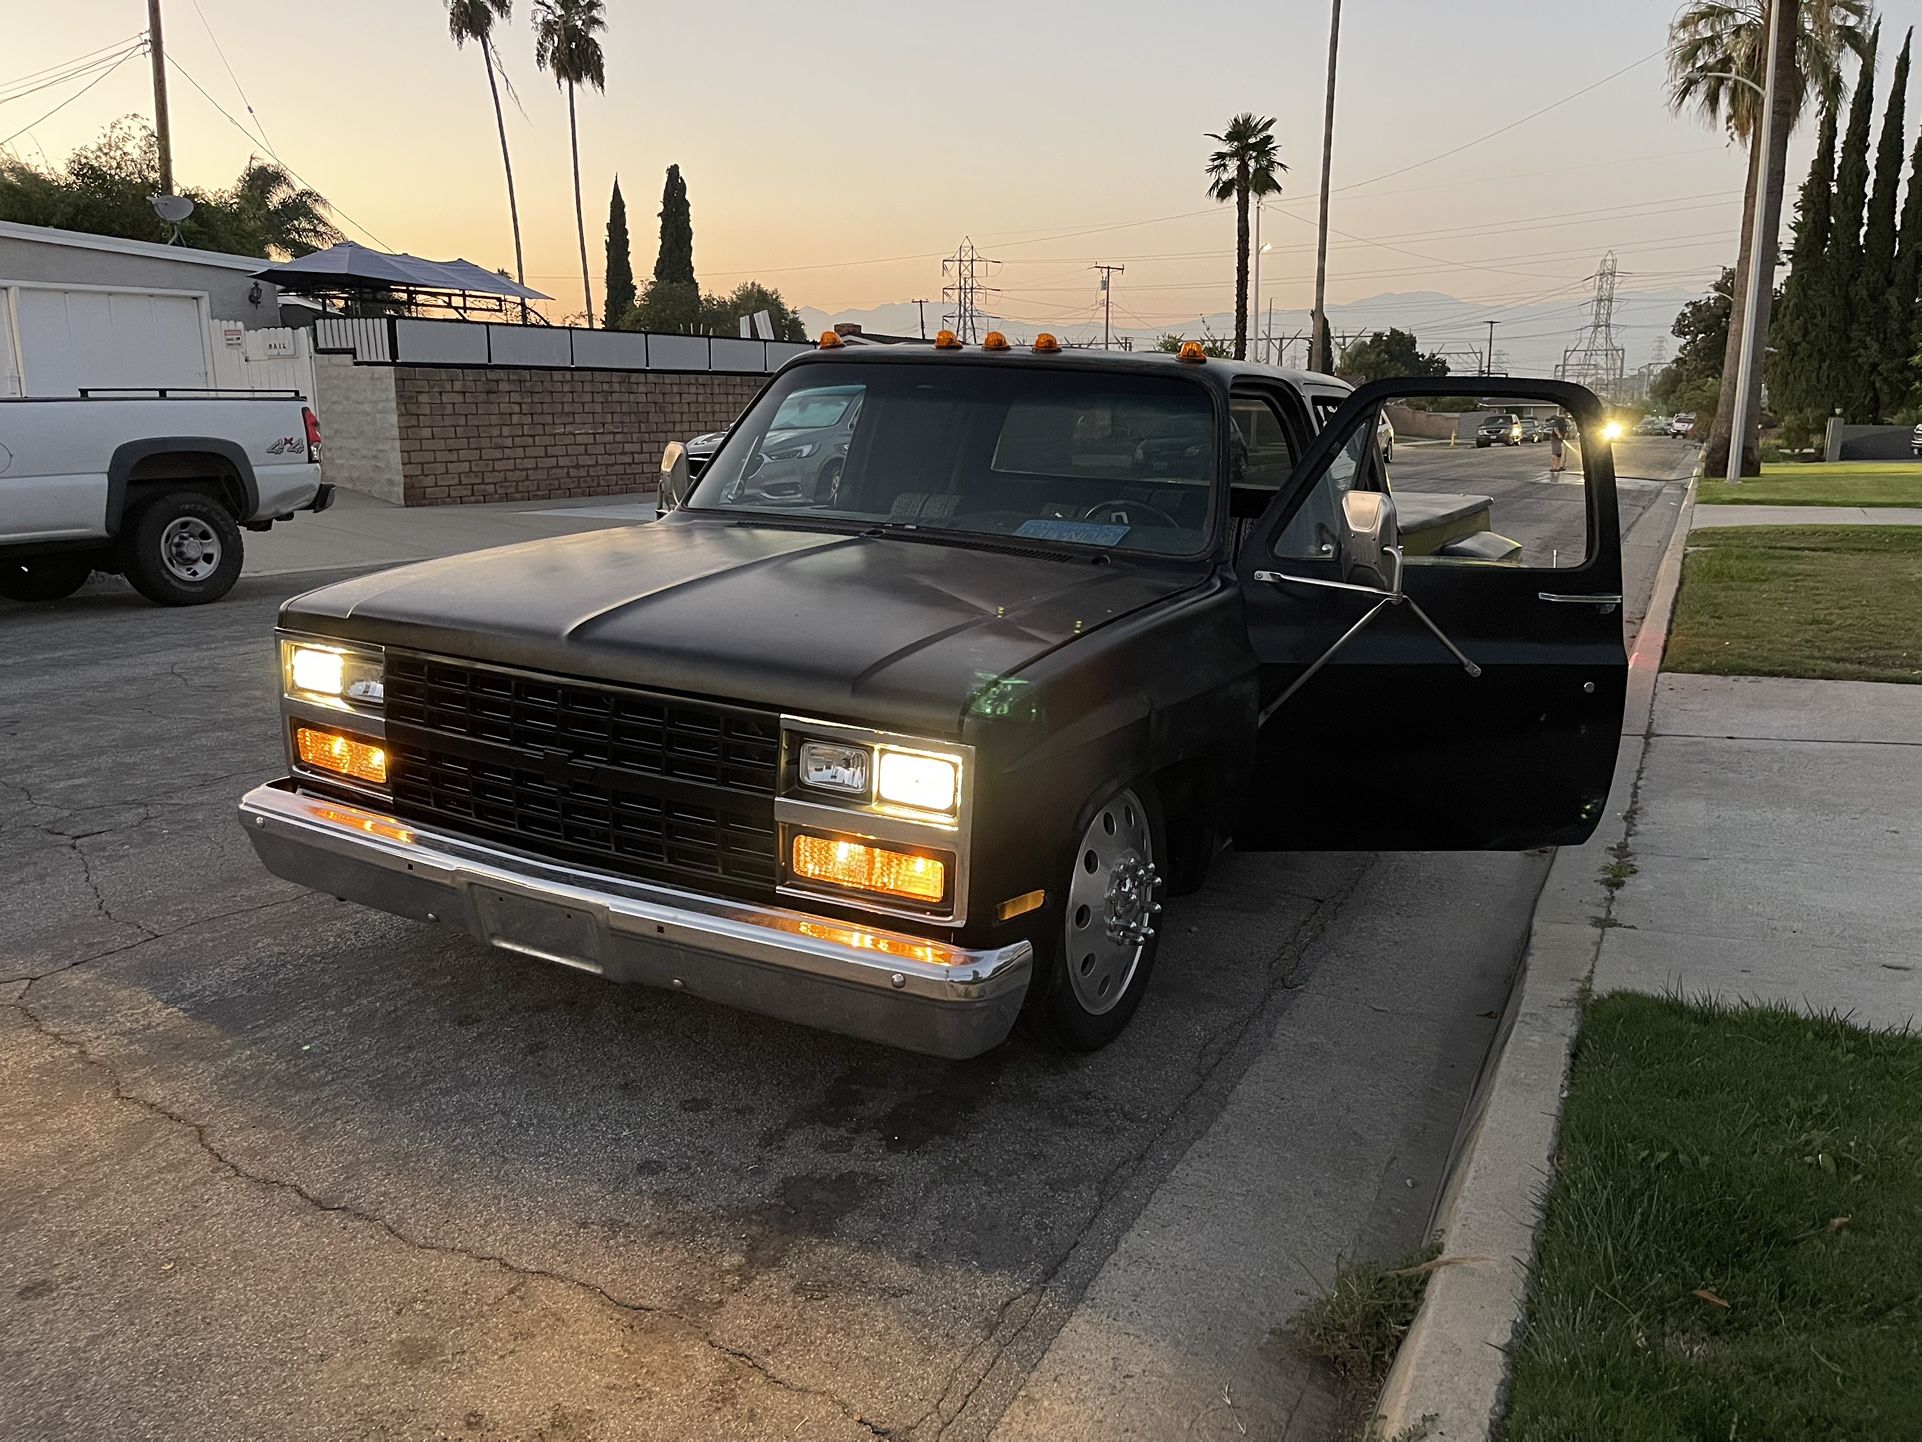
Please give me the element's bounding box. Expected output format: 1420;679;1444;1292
1475;439;1490;448
1022;780;1167;1052
0;555;93;602
817;458;844;506
117;491;243;606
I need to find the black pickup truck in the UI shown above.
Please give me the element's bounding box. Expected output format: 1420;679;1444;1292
240;339;1625;1058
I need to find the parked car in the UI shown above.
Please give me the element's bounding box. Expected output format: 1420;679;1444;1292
0;390;329;604
1517;418;1547;444
1377;411;1395;464
683;383;864;502
1475;414;1522;447
240;352;1626;1059
1669;412;1696;439
1635;415;1671;437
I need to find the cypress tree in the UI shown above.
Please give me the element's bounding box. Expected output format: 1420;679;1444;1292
652;163;695;289
1826;27;1878;421
602;177;636;329
1857;29;1911;420
1890;125;1922;413
1768;91;1840;421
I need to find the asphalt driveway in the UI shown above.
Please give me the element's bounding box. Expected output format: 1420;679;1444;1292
0;444;1693;1442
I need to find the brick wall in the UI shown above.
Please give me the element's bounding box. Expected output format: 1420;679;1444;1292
392;366;767;506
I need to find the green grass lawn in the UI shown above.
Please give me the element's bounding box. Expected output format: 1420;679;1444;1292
1664;526;1922;684
1698;460;1922;507
1505;993;1922;1442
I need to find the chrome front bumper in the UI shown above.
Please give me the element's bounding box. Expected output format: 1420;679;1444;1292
238;781;1032;1058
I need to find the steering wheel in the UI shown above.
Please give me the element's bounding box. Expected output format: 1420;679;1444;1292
1081;498;1180;528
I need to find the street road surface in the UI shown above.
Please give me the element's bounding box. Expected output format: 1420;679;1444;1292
0;443;1693;1442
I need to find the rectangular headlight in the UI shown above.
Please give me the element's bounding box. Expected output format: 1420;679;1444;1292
282;638;384;710
799;739;871;797
791;834;947;904
875;748;960;816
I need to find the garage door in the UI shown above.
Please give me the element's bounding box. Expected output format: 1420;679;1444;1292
13;286;209;396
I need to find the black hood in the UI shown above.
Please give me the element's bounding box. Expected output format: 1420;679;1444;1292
283;517;1201;735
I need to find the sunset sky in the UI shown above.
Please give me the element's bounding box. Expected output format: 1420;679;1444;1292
6;1;1917;357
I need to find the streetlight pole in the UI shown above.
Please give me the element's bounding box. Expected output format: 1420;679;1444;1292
1722;24;1779;486
1310;0;1342;373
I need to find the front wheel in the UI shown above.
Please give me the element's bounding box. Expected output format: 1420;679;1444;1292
118;491;243;606
1024;783;1165;1051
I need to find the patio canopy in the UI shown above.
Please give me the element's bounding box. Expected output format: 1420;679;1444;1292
253;242;550;311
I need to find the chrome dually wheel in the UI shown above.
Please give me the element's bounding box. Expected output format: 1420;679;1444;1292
1063;787;1161;1017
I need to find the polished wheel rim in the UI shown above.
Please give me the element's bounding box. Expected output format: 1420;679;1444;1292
160;516;221;583
1064;787;1159;1016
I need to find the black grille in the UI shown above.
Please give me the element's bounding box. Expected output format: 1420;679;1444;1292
383;653;780;895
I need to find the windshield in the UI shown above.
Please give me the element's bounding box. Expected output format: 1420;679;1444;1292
686;362;1219;557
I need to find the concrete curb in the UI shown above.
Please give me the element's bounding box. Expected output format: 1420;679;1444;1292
1371;474;1698;1442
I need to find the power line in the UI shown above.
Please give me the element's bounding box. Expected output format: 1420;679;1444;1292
164;53;393;250
0;47;143;149
187;0;272;153
0;35;145;101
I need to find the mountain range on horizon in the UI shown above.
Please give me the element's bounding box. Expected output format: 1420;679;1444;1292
798;283;1704;378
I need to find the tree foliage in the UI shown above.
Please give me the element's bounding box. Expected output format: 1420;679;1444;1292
1768;91;1841;420
1335;328;1449;384
1856;29;1911;420
533;0;607;325
0;118;340;259
1827;25;1881;418
1651;269;1736;413
651;163;695;288
1154;332;1232;358
602;177;635;329
699;281;805;341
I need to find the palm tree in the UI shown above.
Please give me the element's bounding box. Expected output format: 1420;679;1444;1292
534;0;607;327
215;161;342;258
447;0;526;308
1667;0;1873;473
1205;114;1288;360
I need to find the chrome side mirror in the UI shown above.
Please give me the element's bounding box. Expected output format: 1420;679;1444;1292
658;440;692;518
1339;490;1401;593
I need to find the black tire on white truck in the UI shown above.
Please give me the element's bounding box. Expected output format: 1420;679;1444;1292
118;490;244;606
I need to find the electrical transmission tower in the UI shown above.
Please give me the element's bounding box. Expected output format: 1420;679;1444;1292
941;237;1001;343
1556;252;1626;400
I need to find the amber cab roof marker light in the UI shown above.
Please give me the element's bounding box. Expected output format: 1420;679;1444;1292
818;329;845;349
1177;341;1209;364
982;331;1010;352
932;329;963;350
1032;333;1062;354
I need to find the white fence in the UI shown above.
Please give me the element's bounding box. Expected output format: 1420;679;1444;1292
209;319;317;397
314;314;811;375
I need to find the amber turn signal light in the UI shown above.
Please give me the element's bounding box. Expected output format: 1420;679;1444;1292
1177;341;1208;364
791;834;947;905
295;725;389;785
1032;333;1061;354
818;329;845;348
932;329;963;350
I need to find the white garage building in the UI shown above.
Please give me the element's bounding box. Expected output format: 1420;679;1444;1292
0;220;307;398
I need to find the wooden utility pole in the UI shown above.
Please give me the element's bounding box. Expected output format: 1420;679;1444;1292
1310;0;1341;373
148;0;174;194
1093;264;1124;349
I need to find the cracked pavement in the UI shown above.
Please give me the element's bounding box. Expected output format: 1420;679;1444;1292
0;475;1681;1441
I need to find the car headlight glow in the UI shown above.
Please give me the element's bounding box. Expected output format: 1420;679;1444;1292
1602;419;1624;442
876;748;960;815
282;638;385;710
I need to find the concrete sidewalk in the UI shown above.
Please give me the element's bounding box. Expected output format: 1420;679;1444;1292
1593;673;1922;1029
1693;504;1922;527
244;487;656;576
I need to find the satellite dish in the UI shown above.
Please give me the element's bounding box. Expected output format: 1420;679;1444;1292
151;194;194;244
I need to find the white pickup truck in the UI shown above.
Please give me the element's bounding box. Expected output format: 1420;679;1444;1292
0;389;331;605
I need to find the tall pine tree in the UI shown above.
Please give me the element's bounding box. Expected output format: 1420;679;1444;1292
1827;26;1879;420
1890;124;1922;413
602;177;635;330
1857;29;1911;420
1768;91;1841;421
652;163;695;288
